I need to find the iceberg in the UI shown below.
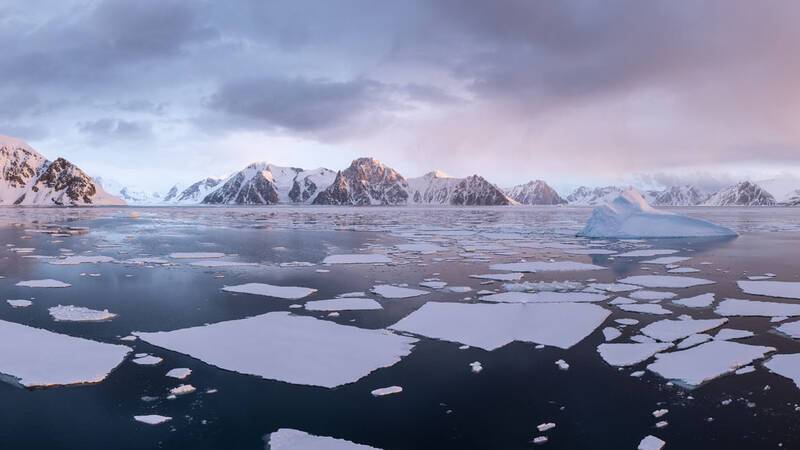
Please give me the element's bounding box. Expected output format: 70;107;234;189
577;189;737;238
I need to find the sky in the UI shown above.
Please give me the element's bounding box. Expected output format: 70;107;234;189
3;0;800;195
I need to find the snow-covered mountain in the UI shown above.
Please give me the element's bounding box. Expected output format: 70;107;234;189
784;190;800;206
757;175;800;203
202;163;335;205
703;181;777;206
94;177;161;204
406;171;514;205
504;180;565;205
649;185;709;206
0;135;124;206
313;158;408;205
163;178;222;204
566;186;625;206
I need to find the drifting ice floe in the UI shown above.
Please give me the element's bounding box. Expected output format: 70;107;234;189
629;290;676;301
322;254;392;264
0;319;130;387
136;312;417;388
647;340;775;387
638;435;665;450
479;291;607;304
134;415;172;425
617;249;678;258
618;304;672;315
371;285;429;299
672;293;715;308
677;334;712;349
395;243;446;253
776;320;800;338
305;298;383;311
597;343;672;366
617;275;714;289
15;279;71;288
221;283;317;300
640;256;691;265
577;189;737;238
389;302;610;351
764;354;800;389
469;273;524;282
602;327;622;341
133;355;163;365
268;428;380;450
371;385;402;397
489;261;605;273
641;318;727;342
168;252;226;259
166;368;192;379
49;305;117;322
189;260;258;267
715;299;800;317
49;255;115;265
714;329;754;341
737;281;800;300
7;299;32;308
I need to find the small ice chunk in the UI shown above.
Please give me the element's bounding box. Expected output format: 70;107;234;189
323;254;392;264
589;283;641;293
165;368;192;379
668;267;700;274
652;409;668;418
469;361;483;373
618;304;672;315
169;252;226;259
677;334;712;349
638;435;665;450
169;384;196;396
305;298;383;311
641;318;727;342
222;283;317;300
737;281;800;300
597;343;672;366
533;436;548;445
50;255;115;265
616;318;639;326
609;297;636;305
715;298;800;317
764;354;800;388
15;279;71;288
133;355;163;365
371;285;429;299
641;256;691;265
7;299;32;308
603;327;622;341
714;329;754;341
268;429;379;450
672;293;715;308
647;340;775;386
446;286;472;293
419;281;447;289
537;423;556;432
629;291;676;301
555;359;570;370
618;250;679;257
489;261;605;273
655;421;668;428
776;320;800;338
735;365;756;375
469;273;524;282
48;305;117;322
371;386;402;397
134;415;172;425
618;276;714;289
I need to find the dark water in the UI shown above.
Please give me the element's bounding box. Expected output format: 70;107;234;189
0;206;799;449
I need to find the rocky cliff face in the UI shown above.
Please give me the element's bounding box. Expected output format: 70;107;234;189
406;171;514;205
703;181;777;206
505;180;565;205
650;185;709;206
566;186;625;205
313;158;409;205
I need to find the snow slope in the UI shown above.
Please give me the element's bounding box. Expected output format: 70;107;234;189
703;182;776;206
406;171;514;205
505;180;566;205
202;163;335;205
94;177;161;204
313;158;408;205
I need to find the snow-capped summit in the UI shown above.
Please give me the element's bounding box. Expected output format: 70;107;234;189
406;171;513;205
566;186;625;206
313;157;408;205
94;177;161;204
505;180;566;205
703;181;776;206
650;185;709;206
784;190;800;206
0;135;124;206
163;178;222;204
578;189;737;238
201;163;335;205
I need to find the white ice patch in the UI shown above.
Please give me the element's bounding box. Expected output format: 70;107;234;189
715;299;800;317
638;435;665;450
647;340;775;387
7;299;32;308
489;261;605;273
371;385;402;397
618;304;672;315
641;256;691;265
222;283;317;300
764;354;800;389
617;275;714;289
389;302;610;351
371;285;429;299
166;368;192;379
641;318;728;342
776;320;800;338
189;260;258;267
479;291;607;304
135;312;417;388
629;290;676;301
617;250;678;257
714;329;754;341
578;189;736;238
49;305;117;322
322;254;392;264
588;283;641;293
268;428;380;450
469;273;524;282
15;279;71;288
419;281;447;289
49;255;115;265
737;281;800;300
597;343;672;366
677;333;712;350
134;415;172;426
603;327;622;341
305;298;383;311
0;319;130;387
395;243;446;254
672;293;715;308
169;252;226;259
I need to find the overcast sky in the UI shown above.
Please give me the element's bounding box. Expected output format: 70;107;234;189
3;0;800;193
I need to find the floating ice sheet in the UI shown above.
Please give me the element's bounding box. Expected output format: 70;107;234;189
489;261;605;273
647;340;775;387
395;243;446;253
641;318;728;342
189;260;258;267
169;252;226;259
618;304;672;315
49;305;117;322
222;283;317;300
268;428;380;450
776;320;800;338
737;281;800;300
136;312;417;388
0;319;130;387
469;273;524;282
672;293;715;308
641;256;691;265
371;285;429;299
764;354;800;389
389;302;610;351
617;275;714;289
629;290;676;301
49;255;115;265
15;279;71;288
597;343;672;366
715;299;800;317
322;254;392;264
305;298;383;311
134;415;172;425
480;291;608;304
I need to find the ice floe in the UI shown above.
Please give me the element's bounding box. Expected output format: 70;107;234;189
371;385;403;397
671;293;715;308
7;299;32;308
469;273;524;282
268;428;380;450
169;252;226;259
49;305;117;322
589;283;641;293
479;291;607;304
134;415;172;425
166;368;192;379
169;384;196;396
0;319;130;387
578;190;737;239
15;279;71;288
618;304;672;315
676;334;712;350
221;283;317;300
305;298;383;311
389;302;610;351
49;255;115;265
395;243;446;253
617;249;678;258
647;340;775;387
469;361;483;373
602;327;622;341
617;275;714;289
775;320;800;338
737;281;800;300
597;343;672;366
715;299;800;317
136;312;417;388
489;261;605;273
714;329;754;341
764;354;800;388
641;256;691;265
629;290;676;301
189;260;258;267
371;285;429;299
640;318;728;342
133;355;163;365
322;254;392;264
